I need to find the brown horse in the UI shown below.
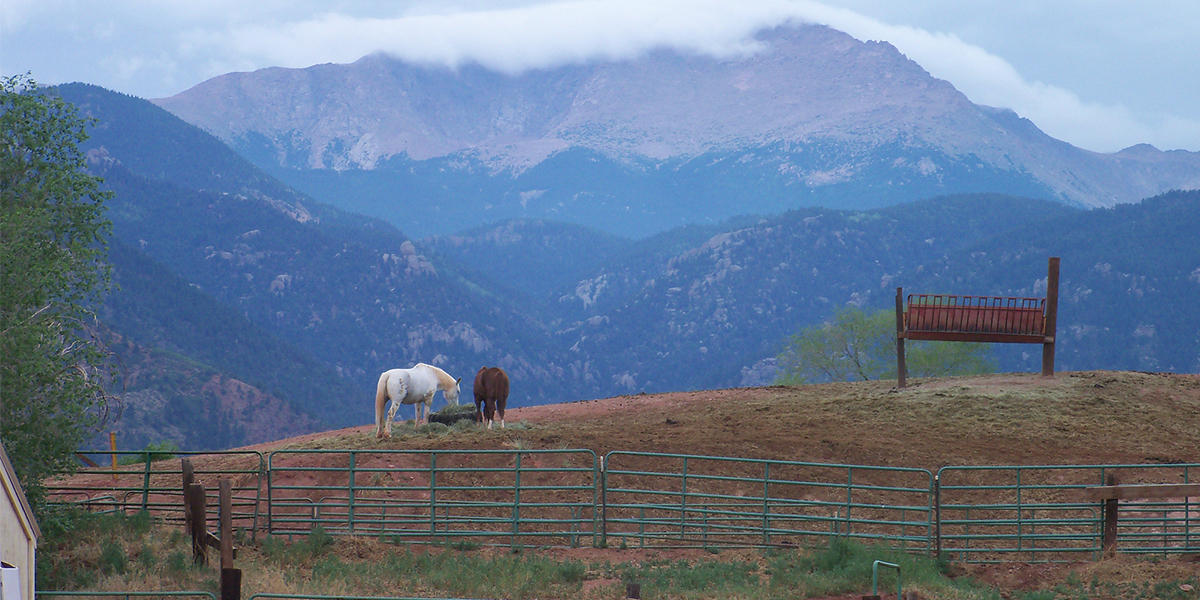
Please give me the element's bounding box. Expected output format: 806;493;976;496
473;366;509;429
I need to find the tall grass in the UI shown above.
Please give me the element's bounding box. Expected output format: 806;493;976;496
37;515;1200;599
37;508;209;592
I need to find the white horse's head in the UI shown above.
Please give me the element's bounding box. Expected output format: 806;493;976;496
445;377;462;405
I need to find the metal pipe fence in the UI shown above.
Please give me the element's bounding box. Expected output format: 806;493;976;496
937;463;1200;562
248;594;491;600
45;450;1200;561
47;450;265;535
602;452;933;551
36;591;217;600
265;448;599;548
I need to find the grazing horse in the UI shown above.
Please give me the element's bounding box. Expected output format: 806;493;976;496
375;363;461;438
473;366;509;430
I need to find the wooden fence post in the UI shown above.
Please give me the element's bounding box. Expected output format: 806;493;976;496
1103;474;1119;555
219;480;242;600
1042;257;1060;377
220;479;235;569
188;482;207;564
895;287;907;388
221;568;242;600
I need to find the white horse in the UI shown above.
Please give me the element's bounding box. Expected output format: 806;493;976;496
374;363;461;438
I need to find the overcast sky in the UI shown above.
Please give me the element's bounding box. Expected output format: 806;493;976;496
3;0;1198;153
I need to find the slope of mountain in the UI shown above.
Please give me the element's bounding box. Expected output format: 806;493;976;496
57;84;588;435
99;236;338;448
421;218;632;305
548;190;1200;395
154;24;1200;238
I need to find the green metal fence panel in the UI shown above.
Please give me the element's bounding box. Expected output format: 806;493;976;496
266;449;599;547
602;452;933;550
46;451;265;535
937;464;1200;562
249;594;490;600
46;446;1198;564
37;591;217;600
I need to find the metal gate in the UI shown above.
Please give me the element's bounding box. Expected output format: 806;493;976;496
266;449;599;547
937;463;1200;562
602;452;933;550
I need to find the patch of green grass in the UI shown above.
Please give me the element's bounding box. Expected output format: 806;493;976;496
36;507;200;591
98;539;128;575
619;558;762;598
448;539;481;552
118;441;180;465
1043;575;1200;600
262;526;337;564
764;538;998;600
42;516;1200;600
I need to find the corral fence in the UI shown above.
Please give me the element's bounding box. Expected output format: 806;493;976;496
937;463;1200;563
35;592;217;600
265;449;598;548
49;450;265;538
247;594;492;600
48;450;1200;562
602;452;932;551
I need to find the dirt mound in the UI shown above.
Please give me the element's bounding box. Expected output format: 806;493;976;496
221;370;1200;594
253;371;1200;473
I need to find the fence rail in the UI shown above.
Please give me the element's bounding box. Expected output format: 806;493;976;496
602;452;932;550
36;591;217;600
48;450;265;536
46;450;1200;561
266;448;598;548
938;464;1200;562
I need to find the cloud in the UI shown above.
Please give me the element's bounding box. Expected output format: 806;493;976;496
783;4;1200;152
215;0;805;72
4;0;1197;152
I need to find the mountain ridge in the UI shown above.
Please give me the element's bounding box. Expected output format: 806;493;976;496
47;83;1200;452
155;22;1200;230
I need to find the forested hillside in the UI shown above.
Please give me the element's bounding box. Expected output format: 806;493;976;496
55;83;1200;451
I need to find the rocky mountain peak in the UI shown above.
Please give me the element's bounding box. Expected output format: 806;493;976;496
154;22;1199;220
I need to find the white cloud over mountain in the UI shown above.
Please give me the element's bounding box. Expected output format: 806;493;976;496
3;0;1198;152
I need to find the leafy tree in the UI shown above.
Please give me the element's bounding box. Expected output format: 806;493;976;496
1;75;117;508
775;306;995;384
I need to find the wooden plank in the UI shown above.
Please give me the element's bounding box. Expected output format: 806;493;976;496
1081;483;1200;501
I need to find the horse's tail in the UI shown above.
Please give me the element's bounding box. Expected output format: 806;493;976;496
374;371;390;436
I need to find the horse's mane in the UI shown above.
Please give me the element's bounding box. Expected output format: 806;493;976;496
416;362;455;387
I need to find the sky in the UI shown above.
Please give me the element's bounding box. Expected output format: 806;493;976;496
3;0;1198;153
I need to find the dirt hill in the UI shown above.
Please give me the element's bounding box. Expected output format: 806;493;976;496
233;369;1200;594
262;370;1200;472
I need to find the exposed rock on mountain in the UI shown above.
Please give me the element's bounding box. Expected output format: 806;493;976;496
156;23;1199;237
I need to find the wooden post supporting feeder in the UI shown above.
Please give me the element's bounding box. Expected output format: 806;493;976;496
896;257;1059;388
